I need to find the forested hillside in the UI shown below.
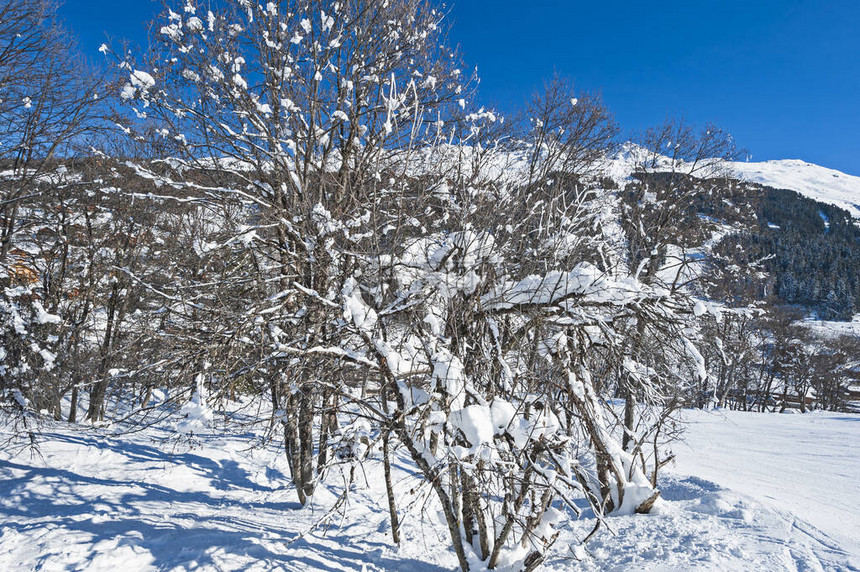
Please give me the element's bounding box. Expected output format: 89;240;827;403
715;187;860;320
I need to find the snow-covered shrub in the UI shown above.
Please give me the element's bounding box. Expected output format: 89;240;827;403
0;279;61;417
107;1;712;570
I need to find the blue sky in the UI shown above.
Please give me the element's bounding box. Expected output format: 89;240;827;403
60;0;860;175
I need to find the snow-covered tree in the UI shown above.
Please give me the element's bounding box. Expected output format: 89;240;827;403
110;0;474;508
101;3;717;569
0;0;106;418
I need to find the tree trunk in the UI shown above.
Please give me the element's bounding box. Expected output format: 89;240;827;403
381;431;400;544
298;389;316;503
622;388;635;452
68;384;78;423
282;392;305;505
394;420;470;571
461;468;490;560
380;384;400;544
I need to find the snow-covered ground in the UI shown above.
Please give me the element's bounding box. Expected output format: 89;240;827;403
1;408;858;571
672;409;860;570
802;315;860;339
729;159;860;218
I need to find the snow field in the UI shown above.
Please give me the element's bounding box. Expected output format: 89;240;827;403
672;409;860;569
2;407;858;571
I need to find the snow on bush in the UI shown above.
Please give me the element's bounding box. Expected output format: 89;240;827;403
175;377;213;436
51;0;720;569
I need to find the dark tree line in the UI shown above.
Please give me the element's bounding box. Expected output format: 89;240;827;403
715;187;860;320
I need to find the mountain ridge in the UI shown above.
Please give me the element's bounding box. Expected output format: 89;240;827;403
728;158;860;218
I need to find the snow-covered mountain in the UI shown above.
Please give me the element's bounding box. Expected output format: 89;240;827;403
604;145;860;219
729;159;860;218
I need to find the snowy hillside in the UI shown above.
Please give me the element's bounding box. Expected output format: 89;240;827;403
729;159;860;218
2;409;858;571
603;146;860;220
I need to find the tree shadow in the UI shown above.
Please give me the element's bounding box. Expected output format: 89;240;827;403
0;436;449;571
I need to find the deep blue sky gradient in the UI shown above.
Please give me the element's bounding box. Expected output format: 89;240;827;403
60;0;860;175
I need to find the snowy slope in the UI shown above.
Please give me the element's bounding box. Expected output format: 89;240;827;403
729;159;860;218
672;409;860;570
2;408;859;571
